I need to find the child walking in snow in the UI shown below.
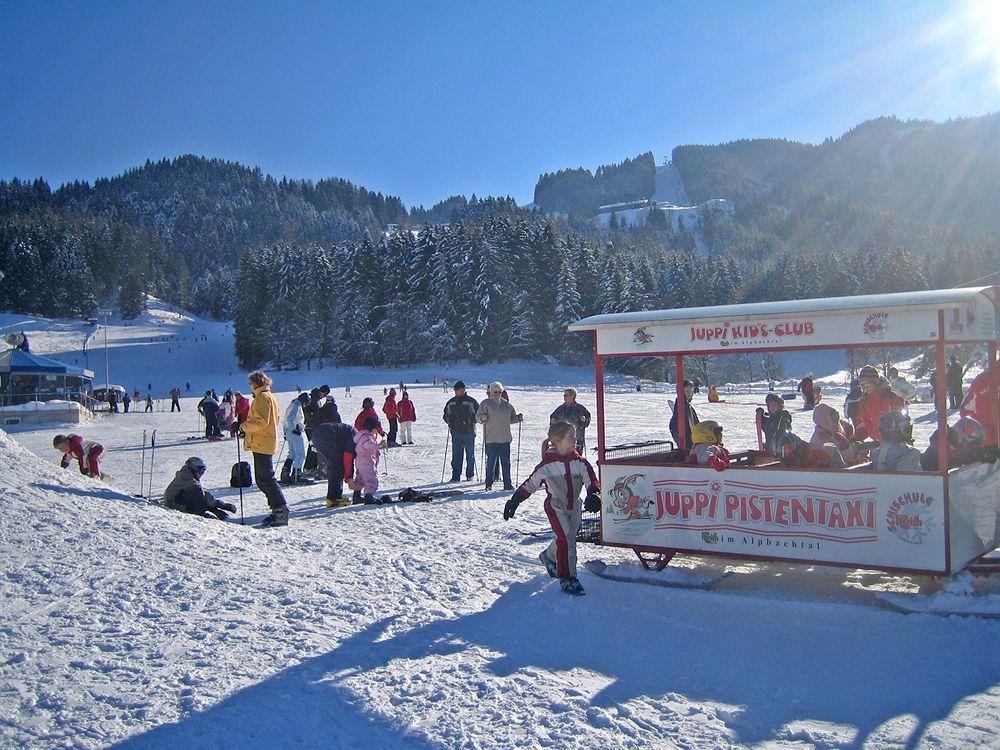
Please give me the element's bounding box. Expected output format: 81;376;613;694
353;415;384;504
53;434;104;478
503;422;600;596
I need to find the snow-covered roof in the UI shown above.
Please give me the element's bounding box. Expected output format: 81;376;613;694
569;287;997;331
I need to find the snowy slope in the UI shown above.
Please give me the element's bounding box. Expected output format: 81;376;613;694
1;308;998;749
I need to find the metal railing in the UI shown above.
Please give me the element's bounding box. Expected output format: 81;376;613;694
0;390;98;413
603;439;677;462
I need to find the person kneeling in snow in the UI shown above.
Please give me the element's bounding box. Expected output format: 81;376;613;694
162;456;237;520
53;434;104;478
689;421;730;471
503;422;600;597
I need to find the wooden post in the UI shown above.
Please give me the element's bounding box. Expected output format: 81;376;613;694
675;355;686;450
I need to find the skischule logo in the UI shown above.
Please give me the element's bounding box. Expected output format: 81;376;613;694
863;312;889;340
633;327;654;346
886;491;934;544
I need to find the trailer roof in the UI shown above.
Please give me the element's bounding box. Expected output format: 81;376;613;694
569;286;997;331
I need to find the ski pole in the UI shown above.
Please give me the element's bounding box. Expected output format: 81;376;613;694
516;420;522;485
236;432;245;525
147;430;157;500
481;439;486;488
139;430;147;498
441;430;450;483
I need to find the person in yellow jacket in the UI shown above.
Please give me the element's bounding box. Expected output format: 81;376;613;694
243;370;289;527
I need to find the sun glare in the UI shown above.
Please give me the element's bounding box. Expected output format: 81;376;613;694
964;0;1000;63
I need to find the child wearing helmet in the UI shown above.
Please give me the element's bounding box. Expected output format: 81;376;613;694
688;421;730;471
869;411;923;472
162;457;237;520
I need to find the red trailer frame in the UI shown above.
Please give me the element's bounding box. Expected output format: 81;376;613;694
571;287;1000;577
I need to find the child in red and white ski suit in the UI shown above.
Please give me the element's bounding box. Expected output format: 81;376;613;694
53;434;103;478
353;415;383;503
503;422;600;595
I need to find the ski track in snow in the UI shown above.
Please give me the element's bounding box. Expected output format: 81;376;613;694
0;301;998;749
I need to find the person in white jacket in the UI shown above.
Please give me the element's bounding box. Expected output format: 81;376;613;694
283;393;310;484
888;367;918;404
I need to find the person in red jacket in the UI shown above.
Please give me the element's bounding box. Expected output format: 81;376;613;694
854;365;905;442
397;391;417;445
53;434;103;478
382;388;400;447
961;360;999;445
355;397;384;436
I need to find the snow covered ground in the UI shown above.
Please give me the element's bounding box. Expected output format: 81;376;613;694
1;303;998;749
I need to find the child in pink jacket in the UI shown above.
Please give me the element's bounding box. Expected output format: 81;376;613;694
353;415;384;504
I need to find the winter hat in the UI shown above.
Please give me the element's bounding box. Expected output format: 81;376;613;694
401;391;409;399
765;393;784;407
362;397;374;409
454;380;467;390
296;392;310;405
362;415;381;431
489;381;504;394
954;416;986;443
388;388;396;397
319;385;331;395
878;411;913;443
812;404;843;435
858;365;879;382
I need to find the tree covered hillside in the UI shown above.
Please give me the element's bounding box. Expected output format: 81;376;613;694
533;152;656;216
674;114;999;259
0;156;407;318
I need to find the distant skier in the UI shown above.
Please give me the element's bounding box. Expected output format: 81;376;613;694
145;393;154;413
123;392;132;413
198;390;222;440
397;391;417;445
170;387;181;412
947;357;964;409
503;422;600;597
53;434;103;478
797;374;815;410
281;392;310;485
549;387;591;454
382;388;400;447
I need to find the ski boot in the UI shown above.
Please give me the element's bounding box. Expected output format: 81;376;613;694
539;550;558;579
258;506;289;527
560;577;585;596
351;488;364;505
363;494;379;505
326;496;351;508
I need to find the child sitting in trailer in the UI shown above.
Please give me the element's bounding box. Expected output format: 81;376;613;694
869;412;923;472
773;431;845;469
53;434;104;479
757;393;792;455
707;385;723;403
502;422;601;597
810;404;866;465
688;421;730;471
920;416;1000;471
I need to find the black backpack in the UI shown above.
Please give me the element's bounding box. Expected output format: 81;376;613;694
230;461;252;488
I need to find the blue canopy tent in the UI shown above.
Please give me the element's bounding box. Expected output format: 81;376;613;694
0;348;94;407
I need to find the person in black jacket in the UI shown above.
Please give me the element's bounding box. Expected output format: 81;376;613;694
549;387;591;454
669;381;699;448
198;391;222;439
756;393;792;454
311;422;358;507
947;358;964;409
443;380;479;481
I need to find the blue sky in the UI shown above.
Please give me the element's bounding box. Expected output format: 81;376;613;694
1;0;997;207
